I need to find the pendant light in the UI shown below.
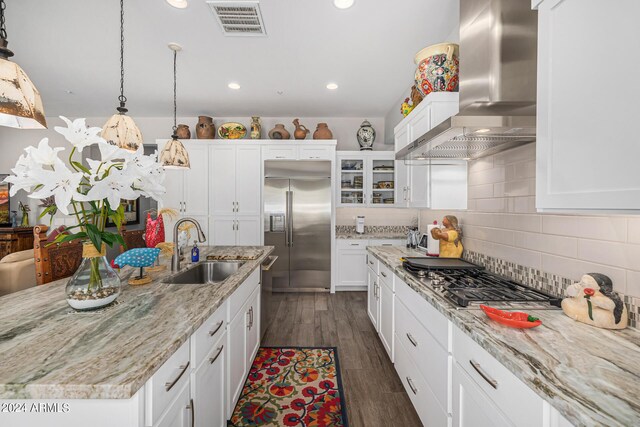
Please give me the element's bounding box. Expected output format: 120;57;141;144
159;43;190;169
0;0;46;129
101;0;142;152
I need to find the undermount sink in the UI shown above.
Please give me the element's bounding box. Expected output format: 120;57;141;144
162;261;245;285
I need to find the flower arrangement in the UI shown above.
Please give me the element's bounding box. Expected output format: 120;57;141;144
3;117;166;309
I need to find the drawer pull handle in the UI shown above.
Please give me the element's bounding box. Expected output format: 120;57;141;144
406;333;418;347
165;361;190;392
208;320;224;337
381;271;387;278
187;398;195;427
470;360;498;389
382;244;392;246
406;376;418;395
369;260;374;265
209;345;224;364
350;243;360;246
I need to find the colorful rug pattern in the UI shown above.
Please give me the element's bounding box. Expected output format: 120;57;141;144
230;347;348;427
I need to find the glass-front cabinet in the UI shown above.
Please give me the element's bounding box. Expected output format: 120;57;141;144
337;152;397;207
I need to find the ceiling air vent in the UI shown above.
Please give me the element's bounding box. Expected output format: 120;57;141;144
207;1;266;36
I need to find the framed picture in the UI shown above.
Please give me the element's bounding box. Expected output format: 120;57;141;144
0;175;10;226
106;198;140;228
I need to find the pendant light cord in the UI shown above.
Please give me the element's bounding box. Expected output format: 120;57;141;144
117;0;128;112
0;0;7;41
173;49;177;134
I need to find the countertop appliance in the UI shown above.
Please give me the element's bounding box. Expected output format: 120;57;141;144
397;0;538;161
356;216;365;234
417;231;440;256
263;161;331;292
402;257;561;309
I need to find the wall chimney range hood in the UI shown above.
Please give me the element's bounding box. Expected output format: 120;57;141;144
397;0;538;161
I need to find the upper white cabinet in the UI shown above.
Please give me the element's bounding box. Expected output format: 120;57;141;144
393;92;466;209
262;142;336;161
337;151;399;207
534;0;640;211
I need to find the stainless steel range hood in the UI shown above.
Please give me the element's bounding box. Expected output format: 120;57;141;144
397;0;538;161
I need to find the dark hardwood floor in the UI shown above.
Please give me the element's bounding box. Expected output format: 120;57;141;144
262;292;422;427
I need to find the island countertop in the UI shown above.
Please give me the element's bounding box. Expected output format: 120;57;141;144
367;246;640;427
0;245;274;400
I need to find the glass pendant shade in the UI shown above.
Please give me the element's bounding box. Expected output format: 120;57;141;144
101;113;143;152
0;57;46;129
160;137;190;169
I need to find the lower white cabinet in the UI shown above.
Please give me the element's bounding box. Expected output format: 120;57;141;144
336;239;404;290
366;265;379;332
227;304;248;417
155;382;192;427
452;363;510;427
192;334;226;427
378;276;394;360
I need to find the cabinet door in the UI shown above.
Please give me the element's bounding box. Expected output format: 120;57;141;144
394;124;410;154
369;154;396;206
367;267;379;331
156;381;190;427
408;104;432;140
227;309;248;417
452;363;510;427
211;216;237;246
299;145;334;160
407;164;430;208
161;169;184;242
236;216;261;246
262;145;298;160
210;146;237;216
535;0;640;210
235;146;262;216
183;143;209;217
338;156;365;207
378;278;394;361
245;287;261;368
395;161;409;208
336;247;368;289
193;337;226;427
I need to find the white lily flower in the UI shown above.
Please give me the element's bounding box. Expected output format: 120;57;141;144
76;168;140;209
3;154;42;196
97;140;133;163
28;159;83;216
54;116;104;151
24;138;65;167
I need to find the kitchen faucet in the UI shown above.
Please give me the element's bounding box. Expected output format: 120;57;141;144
172;217;207;272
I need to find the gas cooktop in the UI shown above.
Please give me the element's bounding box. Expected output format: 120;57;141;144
402;260;561;309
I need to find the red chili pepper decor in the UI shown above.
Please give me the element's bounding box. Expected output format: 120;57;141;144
480;305;542;329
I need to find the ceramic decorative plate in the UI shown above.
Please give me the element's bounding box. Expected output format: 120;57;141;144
218;122;247;139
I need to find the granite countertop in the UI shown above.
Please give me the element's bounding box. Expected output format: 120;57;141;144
0;246;274;400
335;231;407;240
367;246;640;427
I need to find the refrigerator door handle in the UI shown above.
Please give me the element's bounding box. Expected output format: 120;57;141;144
285;191;291;247
288;191;294;247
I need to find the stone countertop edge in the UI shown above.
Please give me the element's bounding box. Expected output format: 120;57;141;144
0;246;274;400
335;232;406;240
366;246;640;427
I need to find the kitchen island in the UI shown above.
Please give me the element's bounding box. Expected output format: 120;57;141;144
0;245;273;426
367;246;640;427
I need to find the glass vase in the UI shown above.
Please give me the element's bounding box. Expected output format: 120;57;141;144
65;242;121;311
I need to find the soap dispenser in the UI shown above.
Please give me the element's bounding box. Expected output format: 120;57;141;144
191;241;200;263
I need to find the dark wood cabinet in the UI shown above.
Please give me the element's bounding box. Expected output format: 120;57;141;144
0;227;35;260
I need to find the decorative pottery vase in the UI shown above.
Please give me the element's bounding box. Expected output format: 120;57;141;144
176;124;191;139
268;124;291;140
313;123;333;140
65;243;121;311
293;118;310;140
250;116;262;139
196;116;215;139
357;120;376;151
414;42;459;97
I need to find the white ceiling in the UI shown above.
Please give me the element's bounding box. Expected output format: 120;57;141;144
7;0;458;118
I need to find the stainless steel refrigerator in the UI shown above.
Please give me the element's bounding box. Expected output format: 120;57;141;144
263;160;331;292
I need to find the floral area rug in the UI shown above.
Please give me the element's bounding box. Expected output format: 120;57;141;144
229;347;348;427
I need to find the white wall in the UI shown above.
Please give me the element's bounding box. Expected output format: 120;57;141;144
419;144;640;300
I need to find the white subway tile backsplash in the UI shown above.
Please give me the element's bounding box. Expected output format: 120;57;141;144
541;254;627;294
468;184;494;199
468;157;493;173
629;218;640;244
578;239;640;271
506;160;536;180
626;270;640;298
475;198;506;212
463;226;515;246
469;166;505;185
513;231;578;258
504;178;535;197
543;215;628;242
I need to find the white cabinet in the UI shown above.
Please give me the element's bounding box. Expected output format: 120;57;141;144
227;303;248;416
378;276;394;360
245;287;261;368
155;382;192;427
336;240;368;290
337;152;398;207
452;363;510;427
262;143;336;161
209;145;261;245
366;265;379;331
192;335;226;427
534;0;640;211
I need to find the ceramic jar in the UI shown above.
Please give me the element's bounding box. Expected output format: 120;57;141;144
414;42;459;97
313;123;333;140
268;124;290;140
196;116;215;139
250;116;262;139
293;118;310;140
176;124;190;139
357;120;376;151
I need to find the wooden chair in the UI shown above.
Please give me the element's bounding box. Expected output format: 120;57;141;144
33;225;83;286
120;225;146;253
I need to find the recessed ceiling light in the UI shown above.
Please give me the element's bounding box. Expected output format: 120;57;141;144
475;128;491;133
333;0;355;9
326;83;339;90
166;0;188;9
65;90;74;95
228;82;241;90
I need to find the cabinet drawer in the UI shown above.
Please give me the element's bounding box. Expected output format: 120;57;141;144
395;298;448;411
453;326;544;427
395;275;449;349
378;262;393;288
228;269;260;322
299;146;334;160
191;302;227;369
395;332;449;427
337;239;368;250
366;253;379;273
262;145;298;160
368;239;404;247
146;339;191;425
